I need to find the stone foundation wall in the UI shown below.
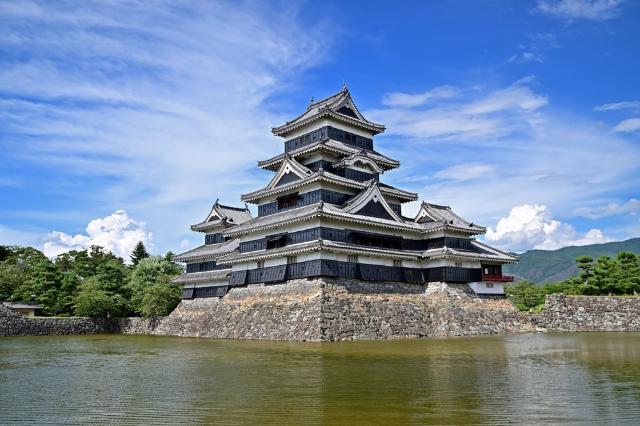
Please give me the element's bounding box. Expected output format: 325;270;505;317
1;305;111;337
118;278;531;341
2;279;532;340
540;294;640;331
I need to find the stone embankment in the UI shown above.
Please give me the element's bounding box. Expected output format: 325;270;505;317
118;279;532;340
1;304;111;337
540;294;640;331
2;279;532;340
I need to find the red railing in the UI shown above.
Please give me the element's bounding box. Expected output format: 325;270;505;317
482;274;514;282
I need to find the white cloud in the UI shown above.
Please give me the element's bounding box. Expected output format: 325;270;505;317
381;86;460;108
0;1;331;252
369;80;547;141
485;204;610;252
535;0;625;21
433;163;494;182
42;210;152;260
371;79;640;236
594;100;640;111
508;52;545;63
574;198;640;219
612;118;640;133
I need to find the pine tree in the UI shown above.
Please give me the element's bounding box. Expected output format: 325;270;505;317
130;241;150;267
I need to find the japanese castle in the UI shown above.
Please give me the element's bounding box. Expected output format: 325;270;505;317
173;86;516;299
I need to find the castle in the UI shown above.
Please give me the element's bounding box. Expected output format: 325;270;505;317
173;86;516;301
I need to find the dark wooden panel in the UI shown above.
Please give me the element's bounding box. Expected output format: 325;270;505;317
229;270;247;286
181;288;194;299
404;268;424;283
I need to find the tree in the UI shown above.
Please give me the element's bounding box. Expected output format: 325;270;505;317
139;277;182;318
127;257;181;312
74;278;128;318
130;241;150;267
0;262;25;300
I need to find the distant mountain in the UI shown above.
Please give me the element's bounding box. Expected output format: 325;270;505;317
503;238;640;283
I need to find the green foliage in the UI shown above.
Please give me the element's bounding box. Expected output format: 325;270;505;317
127;257;181;312
1;244;180;318
507;251;640;311
139;278;182;318
74;278;128;318
130;241;150;267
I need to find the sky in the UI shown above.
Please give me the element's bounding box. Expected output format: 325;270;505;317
0;0;639;258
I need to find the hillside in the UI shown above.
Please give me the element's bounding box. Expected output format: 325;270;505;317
503;238;640;283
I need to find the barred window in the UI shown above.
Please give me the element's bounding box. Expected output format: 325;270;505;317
287;256;297;264
257;260;265;269
347;254;359;263
393;260;403;268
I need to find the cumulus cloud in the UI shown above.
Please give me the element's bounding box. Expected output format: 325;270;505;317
574;198;640;219
485;204;610;252
612;118;640;133
43;210;152;260
535;0;625;21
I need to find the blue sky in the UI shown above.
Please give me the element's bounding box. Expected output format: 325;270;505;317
0;0;639;258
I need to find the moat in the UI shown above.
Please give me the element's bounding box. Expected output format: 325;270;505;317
2;333;640;424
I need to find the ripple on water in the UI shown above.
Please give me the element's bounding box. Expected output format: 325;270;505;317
1;333;640;425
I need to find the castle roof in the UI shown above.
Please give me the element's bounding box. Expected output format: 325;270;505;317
190;200;252;232
258;139;400;171
173;238;240;262
172;269;231;285
414;202;486;233
241;168;417;203
271;87;385;137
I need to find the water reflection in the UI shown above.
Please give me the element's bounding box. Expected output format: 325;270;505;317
1;333;639;425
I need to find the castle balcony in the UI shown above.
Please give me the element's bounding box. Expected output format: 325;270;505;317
481;274;514;282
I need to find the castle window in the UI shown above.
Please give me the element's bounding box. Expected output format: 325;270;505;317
287;256;297;264
348;254;359;264
277;192;301;210
486;283;494;288
455;262;463;268
257;260;265;269
266;234;287;250
393;260;403;268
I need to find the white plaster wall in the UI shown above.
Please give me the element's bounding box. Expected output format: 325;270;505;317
468;282;505;295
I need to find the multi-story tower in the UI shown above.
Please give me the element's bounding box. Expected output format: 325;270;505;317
174;87;516;299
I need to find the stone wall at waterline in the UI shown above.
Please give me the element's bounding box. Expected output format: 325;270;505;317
540;294;640;331
0;304;111;337
117;278;532;341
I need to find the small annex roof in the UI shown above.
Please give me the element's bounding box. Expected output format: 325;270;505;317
190;200;252;232
342;181;403;222
414;202;485;234
173;239;240;262
271;86;385;137
1;301;43;310
172;269;231;285
423;241;518;264
241;169;418;204
333;150;385;174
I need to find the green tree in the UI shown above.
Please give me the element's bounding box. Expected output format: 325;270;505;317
127;257;181;313
139;277;181;318
130;241;150;267
74;278;128;318
0;262;25;300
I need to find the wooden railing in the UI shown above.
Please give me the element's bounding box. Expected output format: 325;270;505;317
481;274;514;282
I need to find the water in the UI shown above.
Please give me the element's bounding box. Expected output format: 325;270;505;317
1;333;640;425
